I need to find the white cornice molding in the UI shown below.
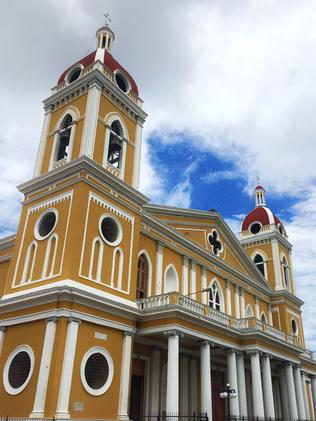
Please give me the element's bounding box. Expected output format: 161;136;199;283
17;156;149;208
44;64;148;124
272;289;304;306
0;235;15;251
239;230;292;249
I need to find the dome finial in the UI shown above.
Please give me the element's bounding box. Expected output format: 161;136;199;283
254;179;266;207
96;12;115;51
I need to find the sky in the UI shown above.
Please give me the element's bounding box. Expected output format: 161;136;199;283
0;0;316;350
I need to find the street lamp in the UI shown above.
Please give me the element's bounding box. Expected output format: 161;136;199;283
219;383;237;419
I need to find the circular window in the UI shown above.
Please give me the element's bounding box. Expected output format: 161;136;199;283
35;209;57;240
80;347;114;396
291;319;298;335
66;65;82;84
114;71;130;93
249;222;262;235
99;215;122;246
3;346;34;395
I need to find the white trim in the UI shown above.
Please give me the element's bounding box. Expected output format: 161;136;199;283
189;260;196;296
280;253;291;292
138;249;153;297
249;221;263;235
80;84;101;158
246;304;254;318
201;266;207;305
99;214;123;247
225;280;232;316
111;247;124;289
264;206;275;225
272;239;283;290
251;249;269;282
34;208;58;241
30;318;57;417
155;242;164;295
80;346;114;396
3;345;34;395
255;297;260;319
89;237;104;282
55;318;80;419
21;240;37;284
164;263;179;293
114;69;132;95
33;111;52;177
117;333;133;420
65;64;83;86
208;277;225;313
260;311;268;324
49;108;79;171
132;122;143;189
42;234;58;278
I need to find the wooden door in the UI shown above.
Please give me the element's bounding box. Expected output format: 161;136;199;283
212;371;225;421
129;359;145;421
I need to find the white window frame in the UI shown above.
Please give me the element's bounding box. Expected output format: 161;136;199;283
34;208;58;241
80;347;114;396
3;345;35;395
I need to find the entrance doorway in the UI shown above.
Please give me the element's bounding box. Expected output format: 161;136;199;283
212;370;225;421
129;359;145;421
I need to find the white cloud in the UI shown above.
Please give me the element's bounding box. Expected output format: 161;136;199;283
202;169;242;184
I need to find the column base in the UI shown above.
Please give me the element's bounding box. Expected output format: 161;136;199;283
117;415;131;421
54;411;70;419
29;412;44;418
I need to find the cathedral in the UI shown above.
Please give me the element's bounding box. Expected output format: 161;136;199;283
0;20;316;421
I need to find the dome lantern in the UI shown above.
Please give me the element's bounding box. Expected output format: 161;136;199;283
254;184;266;207
96;13;115;52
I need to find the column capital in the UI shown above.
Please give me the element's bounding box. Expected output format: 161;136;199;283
68;317;81;325
262;353;272;360
199;340;214;348
163;329;184;338
46;316;58;324
235;284;240;291
157;241;164;251
182;255;189;263
227;348;238;355
246;349;261;356
0;326;7;332
201;265;208;273
123;331;134;337
225;279;231;287
190;259;197;266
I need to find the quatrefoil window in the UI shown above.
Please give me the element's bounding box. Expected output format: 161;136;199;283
208;230;223;256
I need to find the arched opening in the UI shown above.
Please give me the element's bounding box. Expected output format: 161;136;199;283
209;282;221;311
261;312;267;324
107;121;123;169
111;248;123;289
253;253;265;277
282;256;290;289
164;265;178;293
89;238;103;282
42;234;58;278
246;304;254;318
136;254;148;299
21;241;37;283
56;114;73;162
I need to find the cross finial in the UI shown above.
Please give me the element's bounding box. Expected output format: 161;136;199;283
256;175;260;185
104;12;112;27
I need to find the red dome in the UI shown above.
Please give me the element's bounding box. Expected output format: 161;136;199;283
255;185;265;191
241;206;281;232
57;50;139;96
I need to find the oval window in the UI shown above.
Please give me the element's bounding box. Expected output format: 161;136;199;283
292;319;298;335
67;65;82;84
99;215;122;246
249;222;261;234
36;211;57;239
115;72;130;93
3;346;34;395
80;348;114;396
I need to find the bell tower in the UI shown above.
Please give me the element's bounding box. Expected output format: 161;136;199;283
33;18;147;189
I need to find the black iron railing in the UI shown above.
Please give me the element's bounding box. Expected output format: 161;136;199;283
226;417;313;421
0;418;54;421
132;413;208;421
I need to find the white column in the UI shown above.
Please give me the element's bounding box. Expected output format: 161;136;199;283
182;256;189;296
237;352;247;416
33;110;52;176
55;318;80;419
240;288;245;319
201;267;207;305
312;376;316;419
190;260;196;297
272;239;283;290
31;318;58;418
132;121;143;189
150;347;161;414
166;331;180;414
80;83;101;158
0;327;6;357
234;285;240;318
181;355;189;414
249;351;265;418
155;242;164;295
255;297;260;320
189;358;197;414
308;379;315;421
118;332;134;420
302;371;310;419
293;365;306;420
279;366;290;421
285;363;299;421
200;342;212;419
261;354;275;418
226;280;232;316
227;350;240;416
288;251;296;294
268;303;273;326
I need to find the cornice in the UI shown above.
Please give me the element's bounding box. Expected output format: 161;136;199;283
0;235;15;252
44;63;148;124
239;230;292;249
17;156;149;208
272;289;304;306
